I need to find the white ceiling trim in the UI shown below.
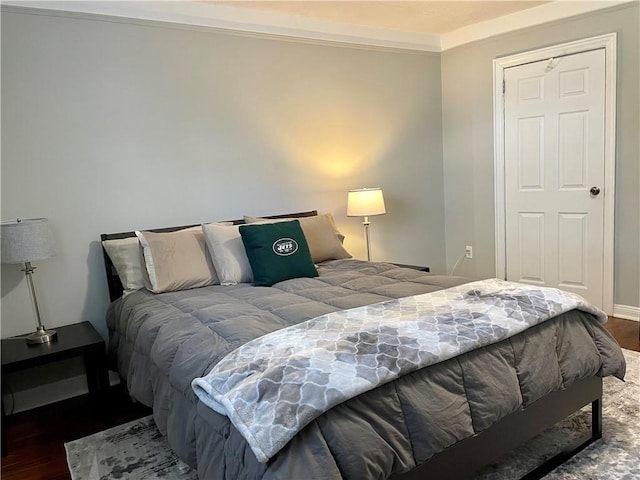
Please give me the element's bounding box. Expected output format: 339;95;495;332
440;1;631;51
2;1;442;51
2;1;632;52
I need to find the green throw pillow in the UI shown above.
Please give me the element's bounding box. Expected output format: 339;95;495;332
239;220;318;286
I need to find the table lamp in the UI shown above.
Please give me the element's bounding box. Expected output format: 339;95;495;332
347;188;386;261
1;218;58;344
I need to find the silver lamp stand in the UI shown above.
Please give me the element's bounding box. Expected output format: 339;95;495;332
22;261;57;344
362;216;372;261
1;217;58;344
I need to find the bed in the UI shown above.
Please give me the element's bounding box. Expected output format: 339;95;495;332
101;211;626;480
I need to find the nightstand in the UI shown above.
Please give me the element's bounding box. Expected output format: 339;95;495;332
392;263;430;272
1;321;109;456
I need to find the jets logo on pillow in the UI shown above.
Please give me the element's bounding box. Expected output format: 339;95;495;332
273;238;298;256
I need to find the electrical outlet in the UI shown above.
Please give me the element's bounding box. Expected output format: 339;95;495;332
465;246;473;259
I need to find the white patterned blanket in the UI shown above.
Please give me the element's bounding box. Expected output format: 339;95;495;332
191;279;606;463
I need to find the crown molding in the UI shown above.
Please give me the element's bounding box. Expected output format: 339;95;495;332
0;1;441;52
440;0;633;51
1;1;635;53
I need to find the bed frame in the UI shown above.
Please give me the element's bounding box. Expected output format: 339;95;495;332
100;210;603;480
391;376;601;480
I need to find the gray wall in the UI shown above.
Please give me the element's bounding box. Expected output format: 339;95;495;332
442;3;639;308
1;8;446;340
2;3;637;351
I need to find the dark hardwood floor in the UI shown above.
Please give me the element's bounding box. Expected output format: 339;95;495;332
1;384;151;480
603;316;640;352
1;317;638;480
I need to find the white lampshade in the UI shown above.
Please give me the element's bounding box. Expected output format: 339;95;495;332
1;218;57;264
347;188;386;217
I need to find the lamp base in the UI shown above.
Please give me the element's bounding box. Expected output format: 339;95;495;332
26;326;57;345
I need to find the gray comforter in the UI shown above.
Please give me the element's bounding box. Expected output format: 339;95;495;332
107;259;626;480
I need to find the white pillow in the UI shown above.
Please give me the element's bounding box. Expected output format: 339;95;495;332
202;223;253;285
102;237;144;296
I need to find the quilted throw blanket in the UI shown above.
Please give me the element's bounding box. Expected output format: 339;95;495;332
191;279;606;463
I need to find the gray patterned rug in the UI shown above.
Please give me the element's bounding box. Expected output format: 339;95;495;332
65;349;639;480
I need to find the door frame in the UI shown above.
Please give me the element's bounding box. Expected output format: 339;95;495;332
493;33;617;313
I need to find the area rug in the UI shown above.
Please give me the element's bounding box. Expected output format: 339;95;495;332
66;349;639;480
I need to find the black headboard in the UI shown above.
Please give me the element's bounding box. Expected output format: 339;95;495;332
100;210;318;302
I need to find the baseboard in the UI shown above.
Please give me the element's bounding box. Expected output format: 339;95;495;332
2;371;121;414
613;304;640;322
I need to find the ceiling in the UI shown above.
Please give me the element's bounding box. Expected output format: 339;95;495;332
211;1;551;36
4;1;630;51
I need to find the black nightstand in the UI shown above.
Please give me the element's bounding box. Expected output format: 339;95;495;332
392;263;430;272
1;321;109;455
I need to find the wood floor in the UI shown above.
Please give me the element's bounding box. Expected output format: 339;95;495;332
1;384;151;480
1;317;638;480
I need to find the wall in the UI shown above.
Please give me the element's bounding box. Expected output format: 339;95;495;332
1;7;445;348
3;3;636;412
441;3;640;310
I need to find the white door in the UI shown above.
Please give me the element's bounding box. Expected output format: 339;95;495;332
504;48;606;307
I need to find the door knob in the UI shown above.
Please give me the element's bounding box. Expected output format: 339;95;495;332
590;186;601;196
